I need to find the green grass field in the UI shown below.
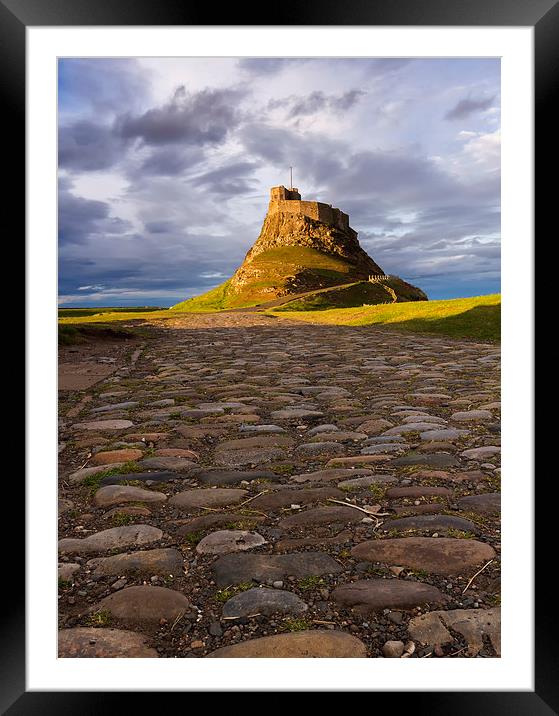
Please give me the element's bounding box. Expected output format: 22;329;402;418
58;323;151;345
58;294;500;342
59;306;163;318
270;294;501;342
59;309;173;326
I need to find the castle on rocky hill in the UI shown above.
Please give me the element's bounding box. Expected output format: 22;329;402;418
172;181;427;310
268;185;353;234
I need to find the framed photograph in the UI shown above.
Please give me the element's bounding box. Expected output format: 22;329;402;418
9;0;551;709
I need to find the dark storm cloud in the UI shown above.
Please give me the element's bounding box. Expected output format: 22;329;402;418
58;120;126;171
417;205;500;236
144;220;178;234
445;95;496;120
333;150;458;204
192;161;260;195
241;123;465;207
269;90;365;118
58;191;108;245
58;183;131;245
139;146;206;176
116;85;247;146
240;123;344;181
60;83;248;174
58;225;249;303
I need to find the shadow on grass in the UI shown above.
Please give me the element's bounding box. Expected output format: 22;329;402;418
58;323;150;346
388;304;500;342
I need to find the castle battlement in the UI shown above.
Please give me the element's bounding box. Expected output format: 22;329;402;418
268;185;351;233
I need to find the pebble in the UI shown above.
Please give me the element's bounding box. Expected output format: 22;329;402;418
332;579;447;614
451;410;493;422
89;586;190;626
457;493;500;515
351;537;496;575
169;488;248;512
69;463;125;484
382;640;405;658
89;548;183;577
461;446;501;460
195;530;267;555
419;429;469;441
93;485;167;507
58;525;163;554
58;628;158;657
212;552;342;587
207;631;367;658
290;468;372;484
222;588;308;618
72;419;134;431
408;607;501;656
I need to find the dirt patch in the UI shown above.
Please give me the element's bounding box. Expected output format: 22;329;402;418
58;333;145;391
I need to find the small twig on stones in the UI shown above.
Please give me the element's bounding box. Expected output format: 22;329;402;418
327;499;390;516
237;490;269;507
170;611;185;632
77;452;92;470
462;559;494;594
312;620;337;625
447;646;467;657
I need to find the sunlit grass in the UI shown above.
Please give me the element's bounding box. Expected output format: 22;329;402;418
59;311;172;326
270;294;501;342
58;306;163;318
170;279;233;312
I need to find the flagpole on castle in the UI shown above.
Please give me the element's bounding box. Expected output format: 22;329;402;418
290;166;293;190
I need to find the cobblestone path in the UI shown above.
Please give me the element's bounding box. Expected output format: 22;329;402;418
58;313;500;658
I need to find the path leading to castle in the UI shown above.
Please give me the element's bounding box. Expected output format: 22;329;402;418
58;313;501;658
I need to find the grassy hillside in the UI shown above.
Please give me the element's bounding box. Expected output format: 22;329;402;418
228;246;358;307
171;247;362;311
270;294;501;342
252;245;353;275
171;279;232;312
274;278;426;312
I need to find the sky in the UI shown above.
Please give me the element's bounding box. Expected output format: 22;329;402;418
58;57;500;306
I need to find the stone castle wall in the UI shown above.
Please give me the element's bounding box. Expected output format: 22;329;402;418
268;186;350;232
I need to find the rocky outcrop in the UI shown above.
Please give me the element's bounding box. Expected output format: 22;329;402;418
228;197;385;302
225;187;425;305
230;211;383;292
172;185;427;310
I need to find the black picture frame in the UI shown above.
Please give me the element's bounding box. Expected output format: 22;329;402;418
8;0;551;710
